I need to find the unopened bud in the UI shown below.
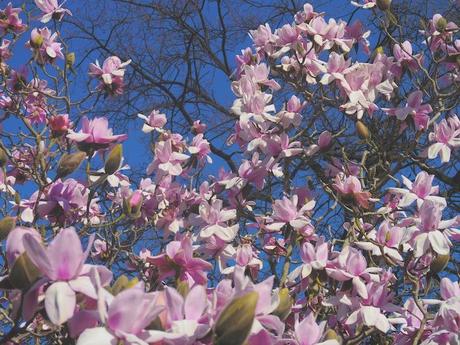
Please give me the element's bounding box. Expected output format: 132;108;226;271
66;53;75;68
29;35;44;49
356;120;370;139
104;144;122;175
0;147;8;167
109;275;139;295
56;151;86;179
430;254;449;274
318;131;332;151
376;0;392;11
214;291;258;345
272;288;293;320
435;17;448;32
9;253;41;290
0;216;16;241
324;329;342;342
123;190;143;219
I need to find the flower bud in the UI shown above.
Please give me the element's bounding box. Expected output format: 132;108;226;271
0;147;8;167
123;190;143;219
272;288;293;320
104;144;123;175
214;291;258;345
9;252;41;290
376;0;391;11
0;216;16;241
435;17;448;32
109;275;139;295
318;131;332;151
56;151;86;179
66;52;75;68
324;329;342;342
356;120;370;139
430;254;449;274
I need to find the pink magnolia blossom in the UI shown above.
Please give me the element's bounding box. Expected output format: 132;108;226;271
196;199;238;242
49;114;72;136
188;133;212;164
409;200;456;257
77;282;175;345
89;56;131;96
147;237;212;285
0;3;27;35
147;138;189;176
265;194;315;232
383;90;432;130
393;41;423;75
356;221;404;262
67;116;128;148
289;238;328;281
293;312;339;345
0;39;11;61
326;246;380;299
5;226;42;265
138;109;167;133
160;285;210;343
23;228;112;325
34;0;72;23
333;172;372;209
28;28;64;64
389;171;446;208
20;178;89;225
428;115;460;163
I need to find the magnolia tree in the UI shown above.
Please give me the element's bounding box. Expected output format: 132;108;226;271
0;0;459;344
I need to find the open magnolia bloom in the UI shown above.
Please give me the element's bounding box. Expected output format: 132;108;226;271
22;228;112;325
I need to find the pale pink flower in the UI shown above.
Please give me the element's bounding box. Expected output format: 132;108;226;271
89;56;131;95
23;228;112;325
147;237;212;285
389;171;446;208
428;115;460;163
383;90;432;130
28;28;64;64
265;194;315;232
0;3;27;35
67;116;128;147
34;0;72;23
138;109;167;133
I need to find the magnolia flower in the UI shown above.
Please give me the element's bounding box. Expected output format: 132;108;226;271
265;194;315;232
393;41;422;74
89;56;131;95
388;171;446;208
383;90;432;130
147;138;189;176
138;109;167;133
293;313;339;345
0;3;27;35
428;115;460;163
49;114;72;136
160;285;210;343
410;200;456;257
197;199;238;241
147;237;212;285
326;246;380;299
288;238;328;281
28;28;64;64
356;222;404;262
77;283;175;345
23;228;112;325
333;173;372;209
67;116;128;147
34;0;72;23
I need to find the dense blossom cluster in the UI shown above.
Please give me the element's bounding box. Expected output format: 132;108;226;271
0;1;458;345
